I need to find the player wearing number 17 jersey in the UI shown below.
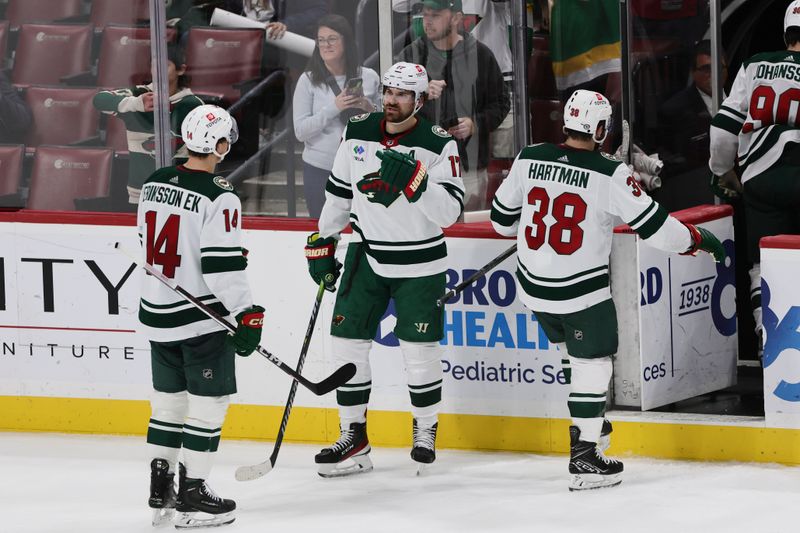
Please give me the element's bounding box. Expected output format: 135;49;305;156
709;0;800;349
137;105;264;529
491;90;724;491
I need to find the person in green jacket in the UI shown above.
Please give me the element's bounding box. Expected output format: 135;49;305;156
93;44;203;207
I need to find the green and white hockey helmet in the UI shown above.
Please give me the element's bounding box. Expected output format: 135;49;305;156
181;104;239;160
381;61;429;114
563;89;613;144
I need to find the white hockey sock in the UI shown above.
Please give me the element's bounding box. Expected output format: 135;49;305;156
182;394;229;480
148;390;188;471
568;356;612;443
331;336;373;425
400;340;442;426
749;263;762;334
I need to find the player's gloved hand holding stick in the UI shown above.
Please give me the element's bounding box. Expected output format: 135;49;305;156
376;148;428;202
305;232;341;292
681;223;726;263
115;243;355;395
228;305;265;356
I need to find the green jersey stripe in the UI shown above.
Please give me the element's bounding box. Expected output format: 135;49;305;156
201;246;244;254
139;301;229;328
720;105;746;120
409;388;441;408
182;433;221;453
518;262;607;284
493;197;521;214
712;113;744;136
326;179;353;199
141;294;217;310
350;221;444;248
490;208;519;228
149;418;183;430
627;200;657;229
516;269;608;302
337;388;371;406
147;426;183;449
183;424;222;435
329;173;349;188
201;255;247;274
634;205;669;240
568;400;606;418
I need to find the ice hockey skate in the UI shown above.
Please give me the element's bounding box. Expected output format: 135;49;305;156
149;458;176;527
411;420;438;475
174;463;236;529
598;419;613;453
315;421;373;478
568;425;623;491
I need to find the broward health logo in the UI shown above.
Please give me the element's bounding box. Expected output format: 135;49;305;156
762;279;800;402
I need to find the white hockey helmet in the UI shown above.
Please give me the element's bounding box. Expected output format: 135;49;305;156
381;61;429;115
181;104;238;160
563;90;613;144
787;1;800;32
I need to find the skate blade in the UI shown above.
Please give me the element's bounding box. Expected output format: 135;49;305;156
568;473;622;492
317;454;374;478
416;463;431;476
174;511;235;529
151;507;175;527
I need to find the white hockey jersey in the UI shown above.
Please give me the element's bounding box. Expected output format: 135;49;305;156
137;165;253;342
710;50;800;183
319;112;465;278
491;143;691;314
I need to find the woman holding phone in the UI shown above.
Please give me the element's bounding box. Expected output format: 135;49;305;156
293;14;380;217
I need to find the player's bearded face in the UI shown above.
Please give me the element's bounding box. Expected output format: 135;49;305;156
382;87;416;123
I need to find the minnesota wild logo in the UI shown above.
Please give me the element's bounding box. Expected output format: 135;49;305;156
356;171;401;207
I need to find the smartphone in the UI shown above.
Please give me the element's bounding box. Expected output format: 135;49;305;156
344;77;363;97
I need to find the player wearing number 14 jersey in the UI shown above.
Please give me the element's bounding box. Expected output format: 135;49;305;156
491;90;725;491
709;0;800;350
137;105;265;529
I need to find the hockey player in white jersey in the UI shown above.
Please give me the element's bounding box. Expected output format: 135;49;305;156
139;105;264;527
491;90;725;491
304;61;464;477
709;0;800;354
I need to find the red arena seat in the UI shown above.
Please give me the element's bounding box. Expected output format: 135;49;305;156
184;28;264;104
0;144;25;196
24;86;100;147
90;0;150;29
11;24;92;87
530;99;566;145
27;146;113;211
4;0;83;30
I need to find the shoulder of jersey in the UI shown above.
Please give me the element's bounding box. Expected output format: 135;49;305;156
744;50;796;67
344;112;382;141
398;116;454;154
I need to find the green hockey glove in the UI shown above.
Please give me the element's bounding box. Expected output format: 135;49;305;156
376;149;428;202
228;305;265;356
305;232;340;292
681;223;726;263
709;171;741;200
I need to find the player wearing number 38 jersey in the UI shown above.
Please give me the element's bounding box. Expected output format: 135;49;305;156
491;90;725;491
137;105;264;529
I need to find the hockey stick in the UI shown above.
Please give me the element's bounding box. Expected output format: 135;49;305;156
235;280;326;481
115;243;354;396
436;243;517;307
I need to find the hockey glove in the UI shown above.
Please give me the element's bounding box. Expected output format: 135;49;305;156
376;149;428;202
305;232;340;292
681;223;726;263
709;170;742;200
228;305;265;356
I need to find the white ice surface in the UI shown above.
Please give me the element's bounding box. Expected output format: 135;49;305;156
2;432;798;533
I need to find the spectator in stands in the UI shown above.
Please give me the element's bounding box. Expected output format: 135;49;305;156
93;45;203;207
0;71;32;143
293;15;380;218
655;40;729;212
399;0;509;211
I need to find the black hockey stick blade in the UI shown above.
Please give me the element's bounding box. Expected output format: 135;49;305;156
310;362;356;396
436;243;517;307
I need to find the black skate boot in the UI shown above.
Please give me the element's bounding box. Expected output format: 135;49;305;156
568;425;623;491
175;463;236;529
410;419;438;474
315;421;372;478
149;458;176;527
598;419;613;453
